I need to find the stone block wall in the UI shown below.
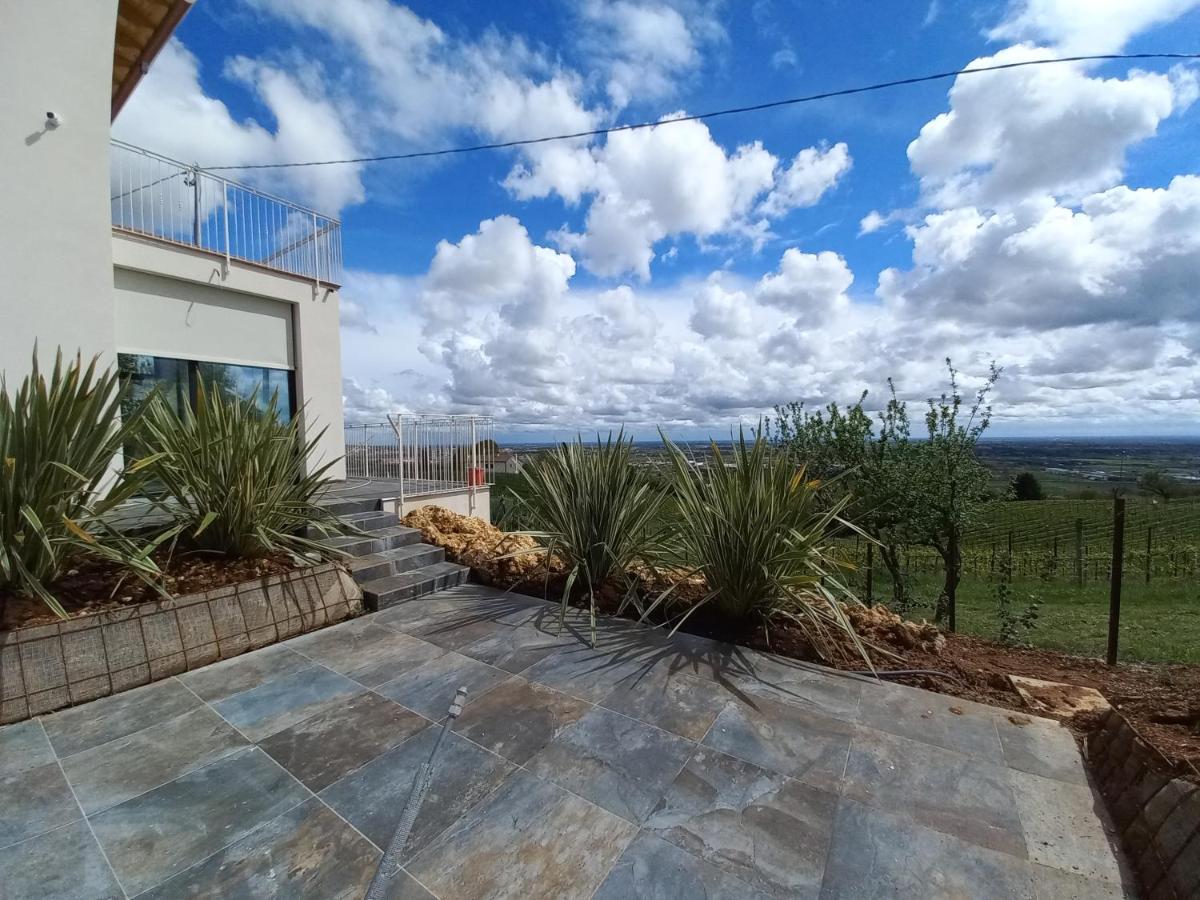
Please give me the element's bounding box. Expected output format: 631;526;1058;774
1;563;363;724
1088;708;1200;899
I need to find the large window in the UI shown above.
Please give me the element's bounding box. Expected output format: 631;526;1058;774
118;354;294;421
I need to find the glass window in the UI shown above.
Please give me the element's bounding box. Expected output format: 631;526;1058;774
118;354;294;422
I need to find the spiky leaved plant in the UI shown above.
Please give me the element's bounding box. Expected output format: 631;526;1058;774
140;381;349;558
0;349;163;618
514;431;666;645
647;428;871;666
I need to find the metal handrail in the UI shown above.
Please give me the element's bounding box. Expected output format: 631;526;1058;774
109;139;343;285
343;415;495;496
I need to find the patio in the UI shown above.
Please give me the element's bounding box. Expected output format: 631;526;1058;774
0;584;1133;898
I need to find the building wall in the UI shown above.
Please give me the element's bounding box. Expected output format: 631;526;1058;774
112;234;347;478
0;0;120;383
382;488;492;524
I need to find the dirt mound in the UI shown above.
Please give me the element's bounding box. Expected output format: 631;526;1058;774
847;604;946;656
400;506;551;583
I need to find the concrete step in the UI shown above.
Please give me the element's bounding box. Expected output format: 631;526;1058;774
326;525;422;558
361;561;470;610
318;496;380;517
339;510;398;533
348;543;445;582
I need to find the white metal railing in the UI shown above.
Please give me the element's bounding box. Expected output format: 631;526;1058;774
343;415;495;497
110;140;342;285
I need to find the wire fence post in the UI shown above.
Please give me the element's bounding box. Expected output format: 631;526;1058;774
1074;517;1084;587
1106;496;1126;666
865;543;874;608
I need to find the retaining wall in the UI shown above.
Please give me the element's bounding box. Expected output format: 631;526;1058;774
1;563;363;724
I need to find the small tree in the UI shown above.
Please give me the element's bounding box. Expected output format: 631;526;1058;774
1011;471;1044;501
1138;469;1179;501
909;359;1001;628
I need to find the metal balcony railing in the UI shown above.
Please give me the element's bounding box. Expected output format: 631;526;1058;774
110;140;342;286
343;415;496;498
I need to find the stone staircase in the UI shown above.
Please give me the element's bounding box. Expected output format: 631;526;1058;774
317;496;469;610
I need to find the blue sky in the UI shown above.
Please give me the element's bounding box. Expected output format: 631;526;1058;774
114;0;1200;439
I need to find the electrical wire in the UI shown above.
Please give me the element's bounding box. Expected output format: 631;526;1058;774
199;52;1200;173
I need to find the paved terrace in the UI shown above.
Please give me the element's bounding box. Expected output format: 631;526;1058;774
1;585;1132;899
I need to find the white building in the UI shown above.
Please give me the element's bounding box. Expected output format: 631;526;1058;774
0;0;346;477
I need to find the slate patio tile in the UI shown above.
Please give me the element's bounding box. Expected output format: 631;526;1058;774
319;726;515;859
287;620;445;687
178;643;313;702
1029;862;1131;899
41;676;201;757
452;675;591;764
138;797;378;900
842;726;1027;858
0;718;56;778
374;651;509;719
703;691;853;791
61;705;246;814
257;690;428;791
519;642;658;703
819;798;1037;899
856;680;1006;762
89;746;309;896
374;594;512;635
722;651;863;721
1008;768;1124;883
0;760;81;848
211;664;365;741
0;819;122;900
599;662;729;740
404;770;638;900
593;830;770;899
644;746;838;898
525;706;695;823
996;714;1088;785
456;622;575;672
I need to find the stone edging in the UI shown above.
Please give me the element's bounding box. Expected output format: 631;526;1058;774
1087;708;1199;898
1;562;363;724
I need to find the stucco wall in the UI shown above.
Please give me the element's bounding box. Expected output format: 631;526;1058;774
0;0;120;382
386;487;492;523
113;234;347;478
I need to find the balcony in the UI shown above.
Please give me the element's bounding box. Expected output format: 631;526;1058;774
109;140;342;286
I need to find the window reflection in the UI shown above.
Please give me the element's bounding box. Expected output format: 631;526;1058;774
118;354;293;423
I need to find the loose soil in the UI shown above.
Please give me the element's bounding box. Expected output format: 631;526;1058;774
1;552;301;631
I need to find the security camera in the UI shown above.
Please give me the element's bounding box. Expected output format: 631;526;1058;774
45;112;62;129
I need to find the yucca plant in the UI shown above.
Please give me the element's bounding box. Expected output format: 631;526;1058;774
0;349;163;618
647;429;871;666
514;431;666;645
139;381;349;558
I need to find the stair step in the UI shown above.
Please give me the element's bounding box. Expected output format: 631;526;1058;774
340;510;398;533
326;525;422;558
318;496;380;517
362;562;470;610
348;543;445;581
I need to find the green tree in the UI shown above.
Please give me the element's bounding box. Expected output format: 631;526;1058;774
1010;471;1045;501
1138;469;1180;501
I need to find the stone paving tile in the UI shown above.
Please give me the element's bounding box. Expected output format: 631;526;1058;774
0;718;55;778
257;690;429;791
388;870;438;899
721;651;863;721
375;651;509;719
843;725;1028;858
452;676;591;765
0;819;122;900
404;769;638;900
211;664;365;741
287;619;445;688
856;680;1005;763
703;691;853;792
41;677;201;757
1008;768;1124;884
996;714;1089;785
178;644;313;702
599;662;729;740
416;616;517;652
1030;862;1132;899
820;798;1037;900
375;592;522;635
0;760;80;849
525;706;696;823
319;725;515;859
593;830;770;899
62;705;247;814
518;641;659;703
89;746;309;897
138;797;379;900
644;746;838;898
456;621;576;672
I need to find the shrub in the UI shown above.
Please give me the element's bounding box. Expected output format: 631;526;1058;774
0;349;162;617
649;429;869;664
514;431;665;644
140;382;348;558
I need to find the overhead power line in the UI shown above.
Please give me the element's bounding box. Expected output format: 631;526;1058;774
199;52;1199;173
